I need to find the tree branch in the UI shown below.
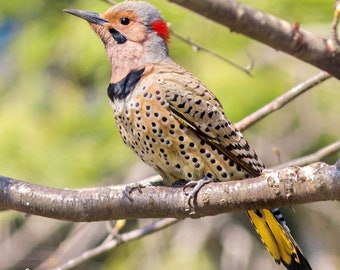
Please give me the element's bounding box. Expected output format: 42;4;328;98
170;28;254;75
1;160;339;221
168;0;340;79
235;71;331;131
49;218;180;270
332;0;340;46
274;141;340;169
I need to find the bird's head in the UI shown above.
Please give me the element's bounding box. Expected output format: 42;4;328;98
64;1;170;81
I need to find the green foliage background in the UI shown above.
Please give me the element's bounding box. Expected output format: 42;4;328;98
0;1;339;269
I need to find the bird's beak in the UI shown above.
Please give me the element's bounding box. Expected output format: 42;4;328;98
63;9;109;26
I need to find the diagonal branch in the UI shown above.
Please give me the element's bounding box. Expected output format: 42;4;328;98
274;140;340;169
168;0;340;79
170;28;254;75
1;160;339;221
332;0;340;46
235;71;331;131
50;218;180;270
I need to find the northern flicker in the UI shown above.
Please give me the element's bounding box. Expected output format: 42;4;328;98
64;2;312;269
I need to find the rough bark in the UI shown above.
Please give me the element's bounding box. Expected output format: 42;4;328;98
168;0;340;79
1;161;339;221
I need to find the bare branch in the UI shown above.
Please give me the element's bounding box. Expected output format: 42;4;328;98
36;221;109;270
170;29;253;75
1;161;339;221
235;71;331;131
101;0;117;5
0;216;69;270
332;0;340;46
53;218;179;270
168;0;340;79
274;141;340;169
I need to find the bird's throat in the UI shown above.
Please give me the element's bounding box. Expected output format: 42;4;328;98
107;68;145;101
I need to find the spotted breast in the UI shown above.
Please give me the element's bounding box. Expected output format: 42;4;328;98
108;62;264;185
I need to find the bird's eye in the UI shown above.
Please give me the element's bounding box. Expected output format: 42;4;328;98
120;17;130;25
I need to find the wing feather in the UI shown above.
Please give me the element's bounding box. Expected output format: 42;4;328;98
163;81;264;178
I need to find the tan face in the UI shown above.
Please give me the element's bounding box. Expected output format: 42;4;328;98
100;9;148;44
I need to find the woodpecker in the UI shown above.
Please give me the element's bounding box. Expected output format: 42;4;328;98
64;2;312;269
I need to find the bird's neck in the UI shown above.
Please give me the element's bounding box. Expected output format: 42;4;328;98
107;38;170;83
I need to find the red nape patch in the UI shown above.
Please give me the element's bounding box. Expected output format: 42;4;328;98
151;20;170;44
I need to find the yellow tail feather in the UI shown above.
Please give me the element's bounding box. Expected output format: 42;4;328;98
247;209;312;270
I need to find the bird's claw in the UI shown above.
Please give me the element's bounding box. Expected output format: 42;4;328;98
123;182;144;201
123;178;163;201
183;177;212;207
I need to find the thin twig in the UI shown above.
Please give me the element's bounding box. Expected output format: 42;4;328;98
55;218;180;270
273;140;340;169
332;0;340;46
235;71;331;131
102;0;117;5
170;29;253;76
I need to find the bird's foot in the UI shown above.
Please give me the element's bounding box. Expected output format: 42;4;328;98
123;182;143;200
123;177;163;201
183;176;213;207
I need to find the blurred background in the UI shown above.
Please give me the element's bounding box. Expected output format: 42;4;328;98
0;0;339;269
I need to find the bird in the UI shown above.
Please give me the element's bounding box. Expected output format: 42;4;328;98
63;1;312;269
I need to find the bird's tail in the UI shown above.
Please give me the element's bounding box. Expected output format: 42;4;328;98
247;208;312;270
